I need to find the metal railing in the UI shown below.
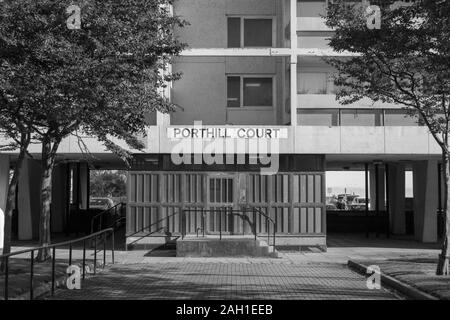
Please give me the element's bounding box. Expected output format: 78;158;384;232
0;228;115;300
126;211;182;249
181;207;277;247
90;203;125;235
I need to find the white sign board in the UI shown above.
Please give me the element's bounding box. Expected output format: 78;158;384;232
167;127;288;140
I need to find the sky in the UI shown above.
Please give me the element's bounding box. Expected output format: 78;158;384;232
326;171;413;197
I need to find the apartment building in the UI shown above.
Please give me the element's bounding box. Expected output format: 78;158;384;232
0;0;441;250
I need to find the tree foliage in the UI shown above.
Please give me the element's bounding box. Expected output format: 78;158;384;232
0;0;187;260
325;0;450;274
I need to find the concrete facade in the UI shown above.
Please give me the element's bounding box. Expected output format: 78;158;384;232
0;155;10;249
0;0;443;248
413;160;439;243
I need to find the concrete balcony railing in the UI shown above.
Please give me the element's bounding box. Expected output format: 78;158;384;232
297;17;333;32
146;125;441;156
298;94;399;109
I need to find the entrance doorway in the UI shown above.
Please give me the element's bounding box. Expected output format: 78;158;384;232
206;174;236;234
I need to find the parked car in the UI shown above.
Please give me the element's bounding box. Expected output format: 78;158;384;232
326;203;338;210
349;197;367;211
89;197;115;211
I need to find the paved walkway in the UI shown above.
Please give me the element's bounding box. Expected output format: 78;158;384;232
4;233;441;300
47;261;400;300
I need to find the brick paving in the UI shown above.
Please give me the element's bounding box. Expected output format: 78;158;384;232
47;261;401;300
8;233;442;300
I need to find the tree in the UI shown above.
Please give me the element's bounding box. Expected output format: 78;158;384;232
0;0;186;261
90;170;127;198
324;0;450;274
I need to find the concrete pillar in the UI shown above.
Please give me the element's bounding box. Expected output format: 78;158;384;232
18;158;41;240
0;155;10;249
387;163;406;234
79;163;89;210
72;163;89;210
289;0;298;126
412;160;438;243
51;164;69;233
369;165;385;211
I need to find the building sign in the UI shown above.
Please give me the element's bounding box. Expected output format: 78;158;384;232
168;127;288;139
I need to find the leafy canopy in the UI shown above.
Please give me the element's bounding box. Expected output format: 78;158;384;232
0;0;187;159
325;0;450;148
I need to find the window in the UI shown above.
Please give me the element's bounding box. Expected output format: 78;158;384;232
227;77;240;108
298;109;339;126
384;109;421;126
298;73;329;94
340;109;383;126
227;76;274;108
227;17;274;48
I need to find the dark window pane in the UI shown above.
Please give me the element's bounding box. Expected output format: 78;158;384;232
243;78;273;106
297;109;339;126
244;19;272;47
384;109;421;126
227;18;241;48
340;109;382;126
227;76;241;108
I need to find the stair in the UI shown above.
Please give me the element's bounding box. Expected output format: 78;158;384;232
176;236;279;258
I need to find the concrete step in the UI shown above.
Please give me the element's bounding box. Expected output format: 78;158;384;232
176;237;280;258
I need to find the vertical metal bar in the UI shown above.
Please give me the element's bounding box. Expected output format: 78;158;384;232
4;257;9;300
375;163;380;238
111;230;115;264
385;164;390;238
93;236;97;275
438;163;443;238
86;165;90;211
181;211;185;240
103;233;106;268
365;163;369;238
51;247;56;295
82;239;86;279
242;210;245;236
274;222;276;248
69;243;72;266
30;251;34;300
202;209;205;237
253;208;257;241
219;208;222;240
266;215;269;244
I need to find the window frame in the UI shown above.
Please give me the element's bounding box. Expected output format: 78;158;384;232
227;75;276;109
227;16;276;48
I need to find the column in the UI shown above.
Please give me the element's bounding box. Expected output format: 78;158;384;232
73;162;90;210
79;163;89;210
51;163;69;233
290;0;298;126
0;155;10;249
387;163;406;234
412;160;438;243
369;165;385;211
18;157;41;240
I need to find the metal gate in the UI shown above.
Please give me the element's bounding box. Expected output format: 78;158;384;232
206;174;236;234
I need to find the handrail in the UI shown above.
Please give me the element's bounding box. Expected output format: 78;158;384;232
126;211;181;239
181;207;277;248
90;202;124;235
126;227;166;249
1;228;115;300
248;206;277;248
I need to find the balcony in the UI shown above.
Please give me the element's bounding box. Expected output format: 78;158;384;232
297;17;332;32
297;94;399;109
145;124;441;156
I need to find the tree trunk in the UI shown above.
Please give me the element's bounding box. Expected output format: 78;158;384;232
36;137;59;262
437;151;450;275
0;140;28;271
